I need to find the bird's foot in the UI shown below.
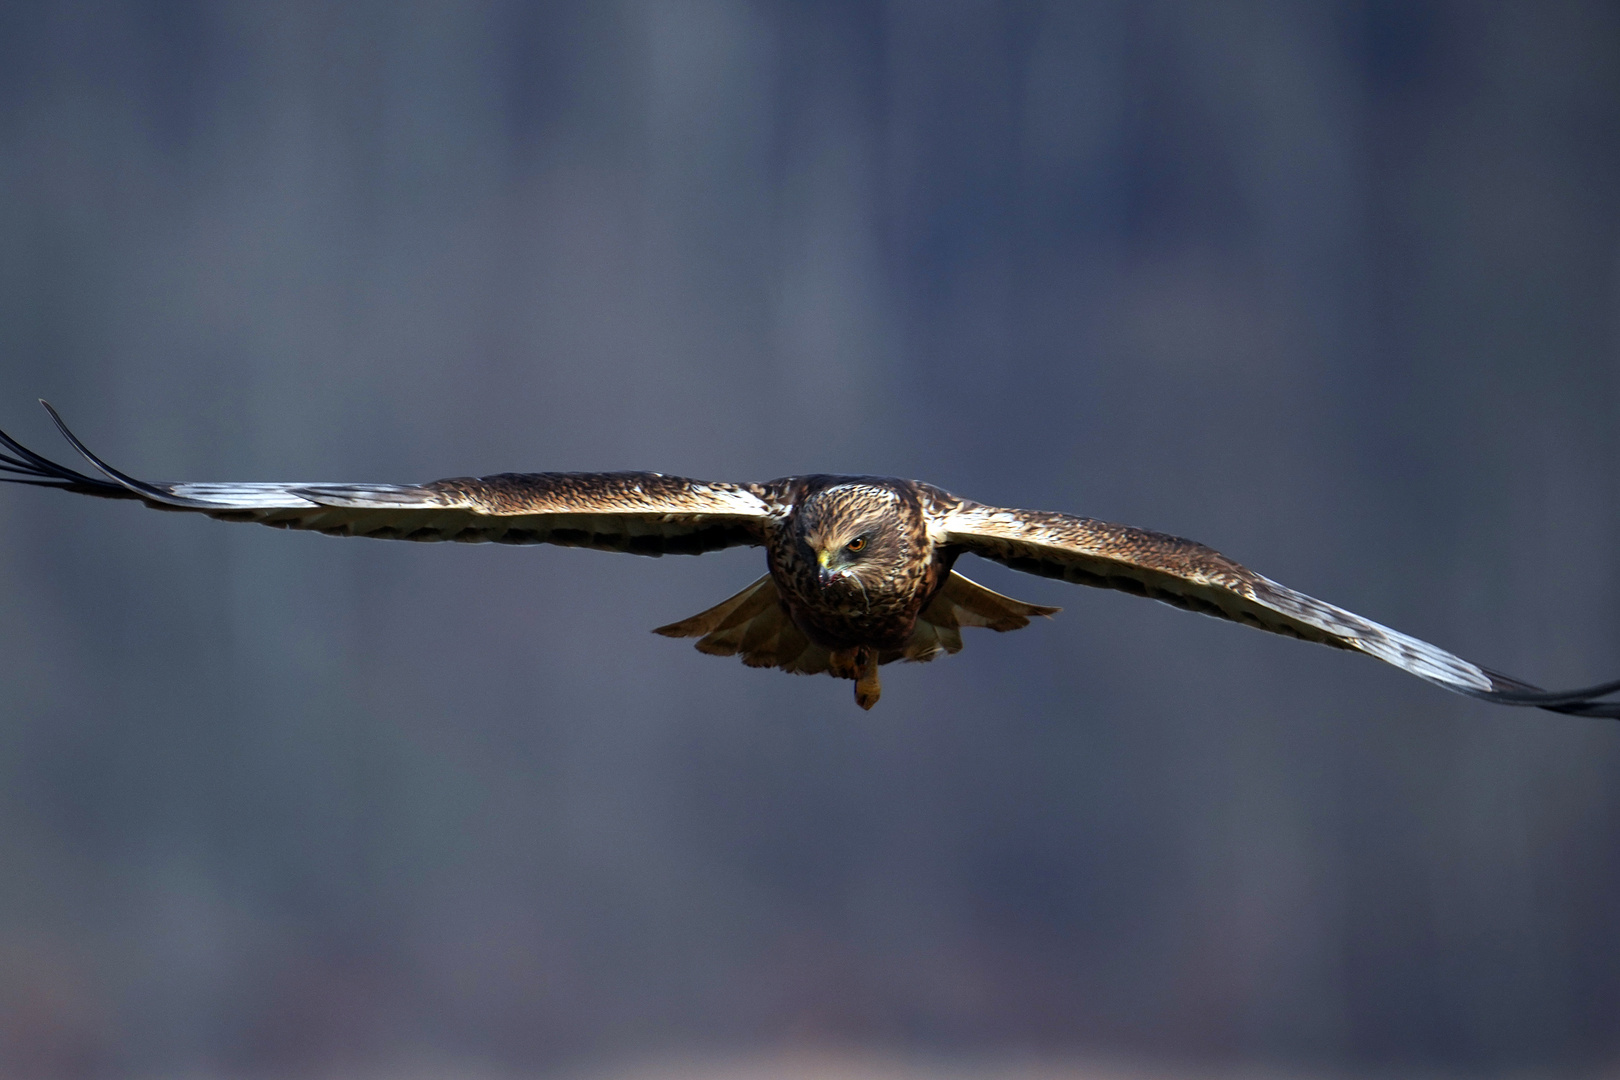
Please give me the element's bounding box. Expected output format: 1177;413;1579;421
853;648;881;710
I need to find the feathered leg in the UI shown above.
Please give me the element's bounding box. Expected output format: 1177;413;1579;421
826;647;881;708
853;648;881;710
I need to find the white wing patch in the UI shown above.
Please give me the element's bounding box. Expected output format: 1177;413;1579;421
163;483;429;510
1247;576;1494;693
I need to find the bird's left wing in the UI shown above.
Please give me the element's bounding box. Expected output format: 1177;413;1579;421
940;501;1620;719
0;403;774;555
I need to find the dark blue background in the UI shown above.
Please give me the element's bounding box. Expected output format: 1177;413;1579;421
1;3;1618;1077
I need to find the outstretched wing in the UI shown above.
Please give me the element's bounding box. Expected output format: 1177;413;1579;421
0;402;774;555
940;501;1620;719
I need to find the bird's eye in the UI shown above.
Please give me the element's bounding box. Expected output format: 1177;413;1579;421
846;537;866;553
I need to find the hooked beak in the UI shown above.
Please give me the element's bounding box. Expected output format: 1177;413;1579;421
816;549;836;588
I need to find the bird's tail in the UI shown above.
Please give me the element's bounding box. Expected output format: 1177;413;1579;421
652;570;1061;677
653;575;836;675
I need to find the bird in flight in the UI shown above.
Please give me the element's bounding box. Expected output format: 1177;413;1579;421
3;401;1616;717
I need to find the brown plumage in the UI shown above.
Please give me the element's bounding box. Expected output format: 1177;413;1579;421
4;401;1619;717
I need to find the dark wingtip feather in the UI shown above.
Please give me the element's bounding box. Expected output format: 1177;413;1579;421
0;406;131;498
36;400;216;508
1472;669;1620;720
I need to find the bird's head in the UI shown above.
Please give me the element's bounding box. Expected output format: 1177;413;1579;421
793;482;908;597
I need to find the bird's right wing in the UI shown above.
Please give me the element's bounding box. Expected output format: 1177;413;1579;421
940;500;1620;719
0;402;775;555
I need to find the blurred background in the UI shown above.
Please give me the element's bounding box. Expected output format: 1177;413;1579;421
1;2;1618;1078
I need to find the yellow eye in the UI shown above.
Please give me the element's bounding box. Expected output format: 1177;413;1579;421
846;537;866;552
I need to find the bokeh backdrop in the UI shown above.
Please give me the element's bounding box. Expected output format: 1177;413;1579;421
1;2;1618;1078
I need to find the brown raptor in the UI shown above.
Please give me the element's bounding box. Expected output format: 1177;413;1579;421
3;401;1618;717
